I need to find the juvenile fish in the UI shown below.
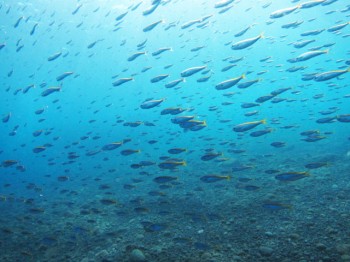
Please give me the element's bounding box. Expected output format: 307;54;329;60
140;99;164;109
102;142;123;151
293;39;315;48
2;113;11;123
300;0;326;9
275;172;309;182
180;66;207;77
313;68;350;81
41;87;61;97
161;107;186;115
14;16;23;28
112;78;133;86
231;33;263;50
115;11;128;21
181;19;201;29
337;114;350;122
235;25;253;37
152;47;172;56
282;20;303;29
327;22;350;32
270;5;300;19
143;20;163;32
158;160;186;169
250;128;273;137
300;29;325;36
200;175;230;183
215;74;245;90
56;72;74;81
48;52;62;61
127;52;146;61
22;84;35;94
237;79;260;89
143;2;160;16
30;23;38;35
72;4;83;15
288;50;328;63
214;0;234;8
165;78;185;88
171;116;195;124
153;176;177;183
33;146;46;153
233;120;266;132
197;75;211;82
150;74;169;83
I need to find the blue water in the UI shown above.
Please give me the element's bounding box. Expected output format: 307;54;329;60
1;0;350;261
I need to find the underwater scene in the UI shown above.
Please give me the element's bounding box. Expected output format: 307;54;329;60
1;0;350;261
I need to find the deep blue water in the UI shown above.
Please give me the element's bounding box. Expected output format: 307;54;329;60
1;0;350;261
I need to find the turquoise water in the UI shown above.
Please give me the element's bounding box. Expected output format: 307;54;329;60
1;0;350;261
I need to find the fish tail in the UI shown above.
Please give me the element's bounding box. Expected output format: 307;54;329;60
226;176;231;181
347;67;350;72
261;119;267;124
242;74;246;79
260;32;265;39
181;161;187;166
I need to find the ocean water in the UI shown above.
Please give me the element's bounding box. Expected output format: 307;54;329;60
1;0;350;261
